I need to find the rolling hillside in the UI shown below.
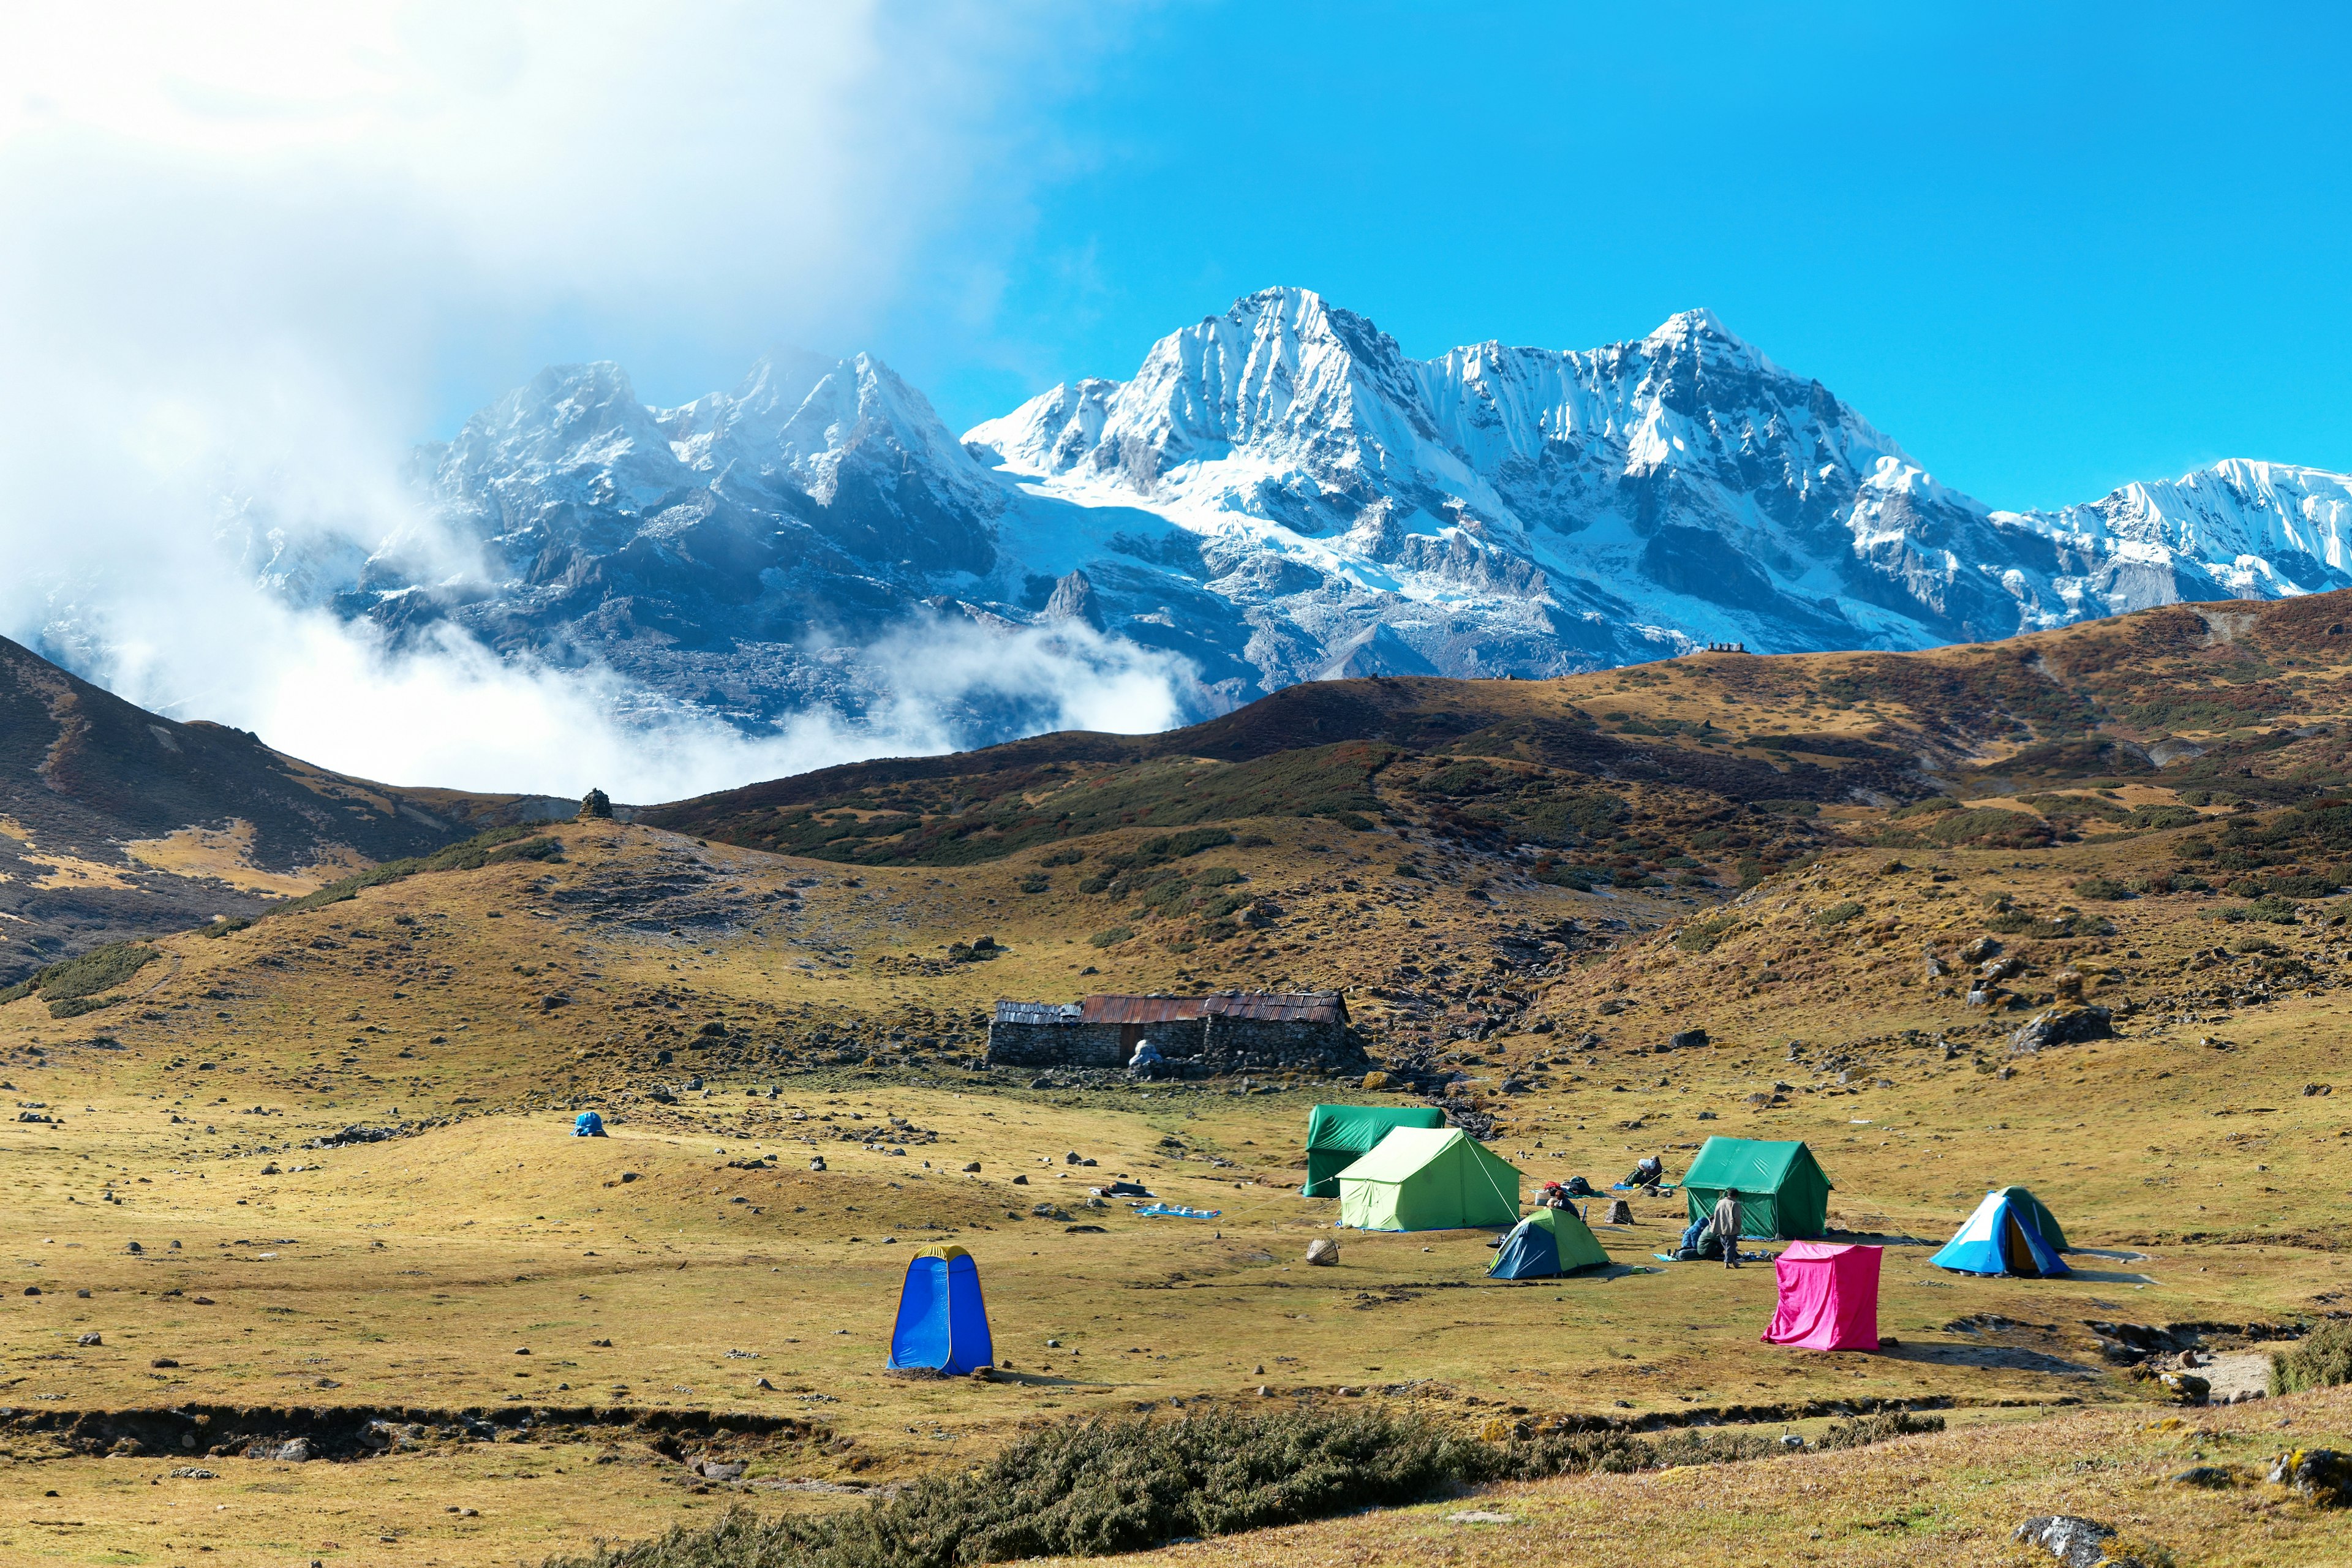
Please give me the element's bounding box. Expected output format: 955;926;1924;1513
0;633;575;982
11;592;2352;1565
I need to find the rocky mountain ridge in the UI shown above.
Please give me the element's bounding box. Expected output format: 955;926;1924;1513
327;287;2352;744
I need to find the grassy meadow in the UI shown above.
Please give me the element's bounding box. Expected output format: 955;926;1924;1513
12;598;2352;1562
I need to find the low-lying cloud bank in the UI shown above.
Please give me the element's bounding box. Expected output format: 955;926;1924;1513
21;571;1197;803
0;2;1159;804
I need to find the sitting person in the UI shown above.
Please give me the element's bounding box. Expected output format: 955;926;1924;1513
1673;1217;1722;1261
1623;1155;1665;1189
1539;1182;1574;1210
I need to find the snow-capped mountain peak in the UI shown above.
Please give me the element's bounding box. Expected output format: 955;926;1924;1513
325;285;2352;752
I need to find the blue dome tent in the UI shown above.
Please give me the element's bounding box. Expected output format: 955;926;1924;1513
888;1246;996;1374
1488;1206;1610;1279
1931;1188;2069;1278
573;1111;606;1137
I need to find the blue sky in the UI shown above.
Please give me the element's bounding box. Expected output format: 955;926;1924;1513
480;1;2352;514
2;0;2347;791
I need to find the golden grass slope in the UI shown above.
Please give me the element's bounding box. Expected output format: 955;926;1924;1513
13;591;2352;1562
1;802;2351;1563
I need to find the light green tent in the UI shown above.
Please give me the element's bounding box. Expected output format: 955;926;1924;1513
1302;1104;1447;1197
1337;1127;1522;1231
1681;1137;1833;1240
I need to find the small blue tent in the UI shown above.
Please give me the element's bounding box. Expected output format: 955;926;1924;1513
888;1245;995;1374
1488;1206;1610;1279
573;1111;606;1137
1931;1188;2068;1278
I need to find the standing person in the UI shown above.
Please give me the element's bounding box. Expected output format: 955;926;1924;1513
1713;1188;1743;1269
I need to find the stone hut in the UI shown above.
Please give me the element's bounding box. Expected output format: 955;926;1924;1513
987;991;1363;1075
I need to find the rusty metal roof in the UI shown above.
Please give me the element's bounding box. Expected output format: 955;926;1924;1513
993;1000;1081;1025
1012;992;1350;1025
1079;994;1205;1025
1202;990;1348;1023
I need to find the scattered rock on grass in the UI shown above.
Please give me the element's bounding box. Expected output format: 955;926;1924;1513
2008;1006;2113;1055
2011;1516;2124;1567
2271;1448;2352;1505
2171;1465;2237;1488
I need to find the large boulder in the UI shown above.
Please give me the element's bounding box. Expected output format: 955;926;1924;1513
2271;1448;2352;1506
2008;1006;2113;1055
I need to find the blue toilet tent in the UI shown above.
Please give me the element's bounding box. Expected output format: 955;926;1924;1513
573;1111;606;1137
888;1245;996;1374
1931;1189;2069;1278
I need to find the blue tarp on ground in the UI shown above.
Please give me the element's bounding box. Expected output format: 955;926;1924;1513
573;1111;606;1137
1930;1188;2069;1278
888;1246;996;1374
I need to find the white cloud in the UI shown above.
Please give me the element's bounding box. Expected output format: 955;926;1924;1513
0;2;1170;804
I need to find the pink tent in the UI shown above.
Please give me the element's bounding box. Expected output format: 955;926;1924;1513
1760;1241;1881;1351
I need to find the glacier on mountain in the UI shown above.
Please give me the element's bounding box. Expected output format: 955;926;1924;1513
318;286;2352;745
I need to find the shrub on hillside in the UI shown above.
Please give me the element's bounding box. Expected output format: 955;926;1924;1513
2073;876;2136;901
274;826;559;917
541;1405;1950;1568
1674;914;1738;953
1812;901;1863;927
1816;1410;1946;1449
2272;1322;2352;1395
0;942;160;1009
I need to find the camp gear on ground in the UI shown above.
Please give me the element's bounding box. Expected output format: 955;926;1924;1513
572;1111;606;1137
1931;1188;2070;1277
1136;1204;1221;1219
1682;1137;1833;1240
1488;1205;1611;1278
1336;1126;1523;1231
888;1246;995;1375
1761;1242;1882;1351
1563;1174;1596;1197
1302;1104;1448;1197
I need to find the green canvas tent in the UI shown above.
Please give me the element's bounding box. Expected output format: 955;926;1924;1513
1302;1104;1447;1197
1337;1127;1523;1231
1681;1137;1833;1240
